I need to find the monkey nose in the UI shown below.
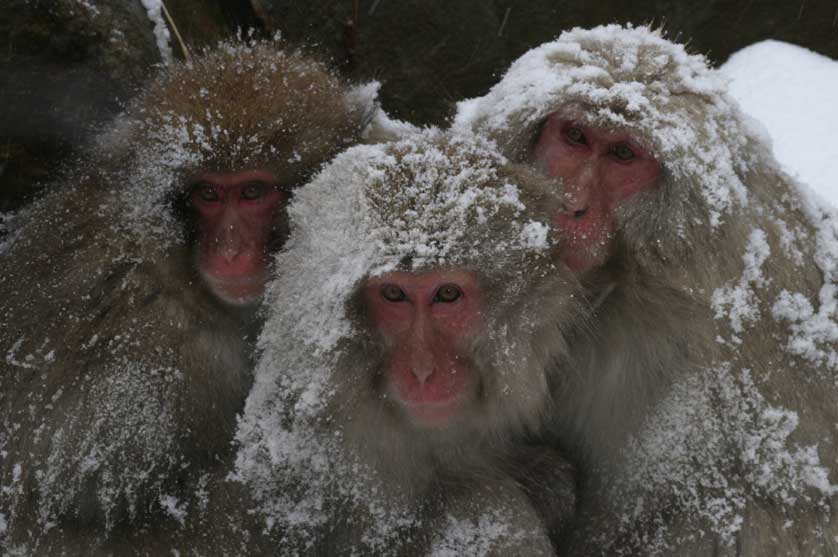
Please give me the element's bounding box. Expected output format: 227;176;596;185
409;346;436;384
410;361;434;384
220;248;239;263
410;365;435;384
559;202;588;219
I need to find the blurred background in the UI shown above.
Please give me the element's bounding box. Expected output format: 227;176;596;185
2;0;836;212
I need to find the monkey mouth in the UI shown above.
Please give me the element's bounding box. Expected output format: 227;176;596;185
202;273;265;306
402;398;465;428
393;387;469;428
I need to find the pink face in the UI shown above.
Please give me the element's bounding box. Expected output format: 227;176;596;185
364;270;482;429
531;113;661;272
190;170;288;306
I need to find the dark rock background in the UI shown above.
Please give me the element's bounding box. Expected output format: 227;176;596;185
0;0;257;212
2;0;836;211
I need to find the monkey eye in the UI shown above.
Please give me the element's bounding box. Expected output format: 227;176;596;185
611;143;636;161
434;284;463;303
381;284;407;302
563;126;587;145
240;182;269;200
193;182;220;203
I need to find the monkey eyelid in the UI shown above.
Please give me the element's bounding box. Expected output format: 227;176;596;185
609;143;636;162
562;125;587;146
191;182;221;202
433;284;464;303
380;284;408;302
240;181;271;200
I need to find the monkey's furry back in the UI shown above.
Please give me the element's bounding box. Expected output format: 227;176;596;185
457;24;838;554
0;39;377;553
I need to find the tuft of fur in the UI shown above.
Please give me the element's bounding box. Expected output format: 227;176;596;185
0;39;376;553
458;24;838;554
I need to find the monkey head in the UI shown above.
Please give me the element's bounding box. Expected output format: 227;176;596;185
102;40;378;308
234;130;581;547
454;24;768;282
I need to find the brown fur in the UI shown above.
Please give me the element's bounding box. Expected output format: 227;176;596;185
0;40;374;553
465;26;838;555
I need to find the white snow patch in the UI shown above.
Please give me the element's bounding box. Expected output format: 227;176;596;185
721;41;838;208
159;494;188;526
140;0;173;65
772;177;838;370
712;229;770;336
430;509;526;557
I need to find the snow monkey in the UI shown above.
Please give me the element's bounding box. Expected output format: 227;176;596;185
0;40;379;552
455;24;838;554
233;129;579;555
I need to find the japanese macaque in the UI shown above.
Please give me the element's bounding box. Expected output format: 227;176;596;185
0;40;377;552
455;24;838;554
233;130;578;555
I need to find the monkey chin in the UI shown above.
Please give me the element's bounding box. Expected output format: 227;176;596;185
201;272;265;307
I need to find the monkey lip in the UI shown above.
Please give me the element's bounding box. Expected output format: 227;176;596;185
202;273;265;305
393;389;468;428
402;398;465;427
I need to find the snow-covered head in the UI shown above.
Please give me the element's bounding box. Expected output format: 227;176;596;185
97;39;378;247
235;130;581;549
455;24;771;267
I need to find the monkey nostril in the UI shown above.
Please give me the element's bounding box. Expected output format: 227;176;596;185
559;203;588;219
411;365;435;384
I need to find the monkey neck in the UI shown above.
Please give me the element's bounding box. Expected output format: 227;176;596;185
558;264;709;476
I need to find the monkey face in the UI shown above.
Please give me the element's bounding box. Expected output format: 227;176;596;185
530;111;661;272
188;170;289;306
364;269;483;429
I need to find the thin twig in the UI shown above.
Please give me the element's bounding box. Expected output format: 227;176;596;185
160;0;191;61
368;0;383;15
497;7;511;37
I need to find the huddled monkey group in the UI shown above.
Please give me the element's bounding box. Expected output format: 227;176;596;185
2;24;838;556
